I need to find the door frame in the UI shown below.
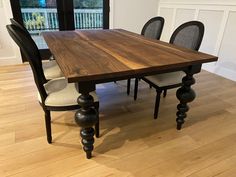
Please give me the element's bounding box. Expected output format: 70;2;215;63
103;0;109;29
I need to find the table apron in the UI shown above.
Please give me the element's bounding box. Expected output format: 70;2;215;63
75;64;202;88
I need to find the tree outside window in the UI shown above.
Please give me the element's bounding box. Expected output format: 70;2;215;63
20;0;103;8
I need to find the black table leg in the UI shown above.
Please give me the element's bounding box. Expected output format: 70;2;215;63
127;79;131;95
176;65;201;130
75;82;98;159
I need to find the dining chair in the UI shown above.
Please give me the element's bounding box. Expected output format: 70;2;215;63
141;16;165;40
127;16;165;95
6;24;100;143
10;18;63;80
133;21;204;119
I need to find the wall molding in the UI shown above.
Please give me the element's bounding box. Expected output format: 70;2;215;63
203;63;236;82
170;8;177;33
0;57;22;65
159;3;236;11
158;1;236;82
214;10;229;56
160;2;236;7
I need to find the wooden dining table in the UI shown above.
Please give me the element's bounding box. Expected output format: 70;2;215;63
42;29;218;159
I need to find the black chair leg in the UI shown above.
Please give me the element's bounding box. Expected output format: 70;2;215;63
44;110;52;144
163;89;167;97
127;79;131;95
154;90;162;119
134;78;139;100
150;85;152;89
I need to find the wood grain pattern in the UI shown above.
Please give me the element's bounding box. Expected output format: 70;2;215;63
0;65;236;176
42;29;217;83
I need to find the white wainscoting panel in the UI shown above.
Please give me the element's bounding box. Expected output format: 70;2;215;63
198;10;224;55
159;8;175;42
158;1;236;81
218;11;236;71
174;9;196;29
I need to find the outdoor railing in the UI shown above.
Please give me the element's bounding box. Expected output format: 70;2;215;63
21;8;103;32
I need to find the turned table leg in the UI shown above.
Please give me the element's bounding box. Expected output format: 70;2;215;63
176;65;201;130
75;83;98;159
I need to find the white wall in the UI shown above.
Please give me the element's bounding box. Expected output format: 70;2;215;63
158;0;236;81
0;0;22;66
110;0;159;33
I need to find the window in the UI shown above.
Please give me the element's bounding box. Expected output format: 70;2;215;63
10;0;109;61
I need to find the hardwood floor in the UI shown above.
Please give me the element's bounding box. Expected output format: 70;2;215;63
0;64;236;177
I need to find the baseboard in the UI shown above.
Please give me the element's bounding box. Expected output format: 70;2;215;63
0;57;22;66
203;62;236;82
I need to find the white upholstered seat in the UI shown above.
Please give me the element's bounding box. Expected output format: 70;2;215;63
42;60;63;80
144;71;185;87
38;77;98;107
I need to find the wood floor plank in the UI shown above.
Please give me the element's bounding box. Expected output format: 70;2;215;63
134;133;236;177
187;155;236;177
0;64;236;177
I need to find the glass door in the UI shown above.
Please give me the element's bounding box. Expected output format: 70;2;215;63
19;0;59;49
10;0;109;61
10;0;59;60
73;0;106;29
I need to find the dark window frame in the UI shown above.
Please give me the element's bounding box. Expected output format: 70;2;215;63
10;0;110;62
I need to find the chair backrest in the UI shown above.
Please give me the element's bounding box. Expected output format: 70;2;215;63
10;18;31;37
6;24;47;102
169;21;204;51
141;16;165;40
